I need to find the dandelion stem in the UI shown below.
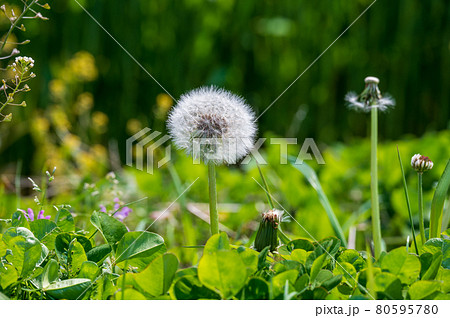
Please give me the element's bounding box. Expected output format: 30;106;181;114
370;107;382;258
208;161;219;235
418;172;426;244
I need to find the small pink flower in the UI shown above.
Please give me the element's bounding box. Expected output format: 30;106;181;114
37;210;51;220
27;208;34;221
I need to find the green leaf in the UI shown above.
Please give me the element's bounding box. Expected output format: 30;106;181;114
286;239;315;252
430;159;450;238
11;211;29;228
44;278;92;300
288;158;347;246
422;252;443;280
34;259;59;289
134;253;179;296
198;249;247;299
381;247;420;284
29;219;57;241
203;232;230;253
271;269;298;298
374;273;403;300
68;239;88;276
290;249;310;264
55;208;75;232
90;211;128;245
436;268;450;293
240;277;270;300
114;288;146;300
86;244;111;264
170;275;221;300
321;274;342;292
422;238;450;269
2;227;42;278
0;292;9;300
115;231;165;265
257;246;270;271
54;233;72;266
294;273;309;293
77;261;99;281
333;262;357;288
337;249;366;271
310;253;327;282
0;264;18;289
237;247;258;276
408;281;441;300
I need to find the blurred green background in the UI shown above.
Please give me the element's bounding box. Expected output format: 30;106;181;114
0;0;449;256
1;0;449;168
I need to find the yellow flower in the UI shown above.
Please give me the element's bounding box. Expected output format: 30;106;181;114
32;116;50;133
75;92;94;114
49;79;66;101
126;118;142;135
92;144;107;160
68;51;98;82
63;134;81;151
50;106;71;131
92;111;109;133
157;93;173;111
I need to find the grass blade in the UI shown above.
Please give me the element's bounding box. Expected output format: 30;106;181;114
288;156;347;247
429;159;450;238
397;146;419;254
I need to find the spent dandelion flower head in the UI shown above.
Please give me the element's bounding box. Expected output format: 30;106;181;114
345;76;395;113
167;86;257;165
411;153;433;172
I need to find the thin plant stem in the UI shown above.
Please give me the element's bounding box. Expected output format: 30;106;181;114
370;107;382;258
208;161;219;235
0;0;38;54
397;146;419;254
255;161;275;210
418;172;426;244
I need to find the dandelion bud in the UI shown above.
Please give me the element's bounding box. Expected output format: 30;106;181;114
411;154;433;172
254;209;283;252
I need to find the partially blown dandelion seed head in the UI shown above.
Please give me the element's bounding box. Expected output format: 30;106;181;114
345;76;395;113
411;154;433;172
167;86;257;164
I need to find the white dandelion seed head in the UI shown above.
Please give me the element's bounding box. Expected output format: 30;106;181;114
345;92;366;112
411;154;433;172
167;86;257;165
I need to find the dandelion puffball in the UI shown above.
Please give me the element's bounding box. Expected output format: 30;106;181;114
167;86;257;165
411;154;433;172
345;76;395;112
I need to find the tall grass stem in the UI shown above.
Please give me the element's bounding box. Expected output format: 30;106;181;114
397;146;419;254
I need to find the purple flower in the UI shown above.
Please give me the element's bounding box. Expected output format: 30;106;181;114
114;206;132;221
27;208;34;221
99;198;133;221
21;208;50;221
37;210;51;220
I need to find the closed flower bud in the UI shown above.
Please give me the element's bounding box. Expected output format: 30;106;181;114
254;209;283;252
411;154;433;172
